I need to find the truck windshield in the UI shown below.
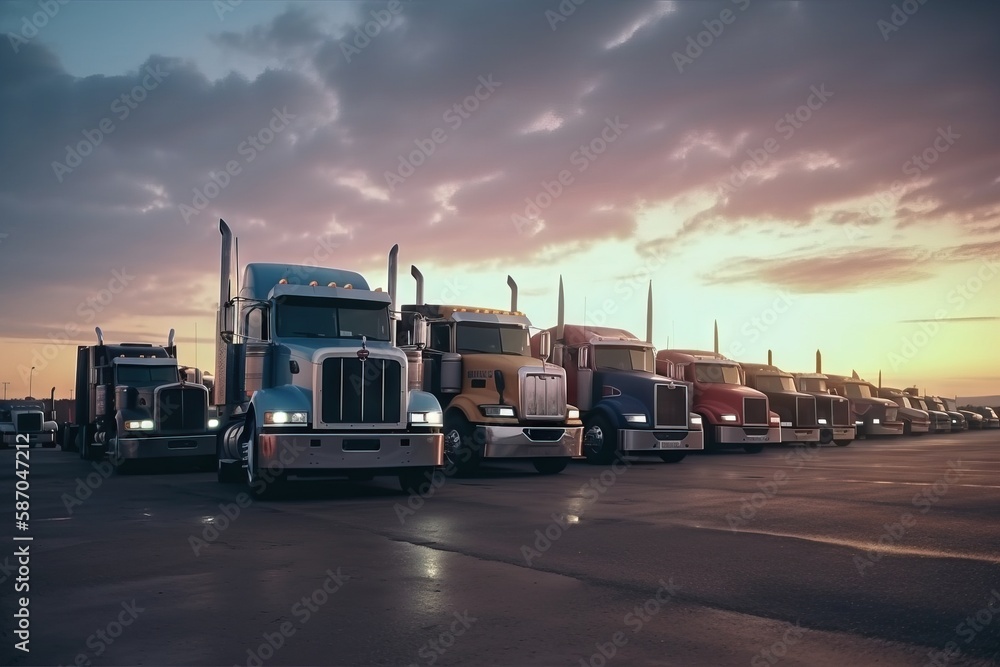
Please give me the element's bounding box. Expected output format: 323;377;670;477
594;346;654;372
798;377;827;393
695;363;741;385
843;383;873;399
754;375;797;391
456;323;529;355
926;398;946;411
275;296;390;341
116;365;179;386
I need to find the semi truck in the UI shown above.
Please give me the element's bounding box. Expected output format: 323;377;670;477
657;324;779;453
0;398;57;448
928;396;967;431
824;374;904;438
533;279;702;465
213;220;444;495
68;328;218;472
791;352;855;446
740;360;821;446
874;387;931;436
903;391;951;433
397;267;582;476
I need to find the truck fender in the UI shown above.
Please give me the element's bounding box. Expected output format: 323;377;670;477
247;385;313;430
406;390;443;417
443;394;485;425
591;396;648;430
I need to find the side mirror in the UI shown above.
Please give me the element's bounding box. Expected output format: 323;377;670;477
494;369;506;404
413;320;428;349
537;330;551;361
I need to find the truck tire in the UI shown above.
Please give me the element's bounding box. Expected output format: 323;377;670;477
583;415;618;465
245;423;285;499
443;414;481;476
533;457;570;475
834;440;852;447
398;467;435;494
80;426;103;461
658;452;686;463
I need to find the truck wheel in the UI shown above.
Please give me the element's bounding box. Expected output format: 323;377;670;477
533;457;570;475
658;452;686;463
743;444;764;454
583;415;618;465
245;423;285;499
80;427;103;461
834;440;852;447
398;467;435;494
443;414;480;476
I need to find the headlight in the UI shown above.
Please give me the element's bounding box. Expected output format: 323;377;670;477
855;420;864;425
409;411;443;425
873;418;881;424
481;405;516;418
770;416;780;425
721;414;738;422
567;408;580;420
125;420;154;430
818;418;828;425
208;418;220;429
780;421;792;427
624;414;646;424
264;411;309;425
690;415;703;426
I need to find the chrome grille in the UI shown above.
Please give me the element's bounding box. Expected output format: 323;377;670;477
321;357;402;424
655;384;688;428
796;397;817;427
832;399;850;426
744;397;768;425
16;412;42;433
522;372;565;419
156;387;207;432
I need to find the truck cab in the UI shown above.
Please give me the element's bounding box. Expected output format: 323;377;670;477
965;406;999;429
214;221;444;495
825;375;904;438
875;387;931;436
657;350;779;453
70;330;218;470
397;268;582;476
740;363;821;446
904;393;951;433
929;396;967;431
792;373;856;445
0;399;57;449
540;324;703;464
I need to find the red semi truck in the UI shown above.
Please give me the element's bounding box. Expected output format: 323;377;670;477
656;329;779;453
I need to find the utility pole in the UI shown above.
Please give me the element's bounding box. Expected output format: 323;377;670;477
1;381;9;400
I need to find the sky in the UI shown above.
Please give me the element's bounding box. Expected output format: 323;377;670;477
0;0;998;401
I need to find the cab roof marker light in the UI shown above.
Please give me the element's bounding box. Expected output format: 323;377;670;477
328;282;337;287
278;278;288;284
309;280;319;286
345;284;353;289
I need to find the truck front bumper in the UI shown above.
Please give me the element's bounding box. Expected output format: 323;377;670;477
716;425;781;445
820;426;856;443
780;427;821;444
620;428;705;452
256;432;443;473
116;434;216;460
481;426;582;459
908;421;931;434
860;421;905;436
2;432;56;446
